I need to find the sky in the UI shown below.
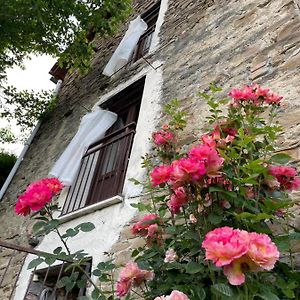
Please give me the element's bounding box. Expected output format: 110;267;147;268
1;55;56;155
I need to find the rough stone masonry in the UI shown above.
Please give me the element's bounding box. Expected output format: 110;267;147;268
1;0;300;298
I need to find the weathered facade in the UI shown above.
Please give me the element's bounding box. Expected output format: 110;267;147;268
1;0;300;298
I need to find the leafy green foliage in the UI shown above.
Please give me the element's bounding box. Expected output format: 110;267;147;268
0;150;17;188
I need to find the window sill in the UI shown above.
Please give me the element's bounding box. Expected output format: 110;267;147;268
58;195;123;224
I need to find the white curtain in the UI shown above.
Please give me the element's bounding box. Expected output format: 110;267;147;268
102;16;148;76
49;107;117;186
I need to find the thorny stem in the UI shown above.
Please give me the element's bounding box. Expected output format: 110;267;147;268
45;205;71;255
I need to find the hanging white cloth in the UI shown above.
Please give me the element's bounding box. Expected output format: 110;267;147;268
102;16;148;76
49;107;117;186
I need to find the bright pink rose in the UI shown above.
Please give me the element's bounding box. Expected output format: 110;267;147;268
150;165;172;186
170;158;206;187
167;187;188;214
153;130;175;146
201;134;217;148
265;93;283;105
42;178;64;194
131;214;159;237
15;195;31;216
25;185;53;211
248;232;280;270
268;165;300;190
189;144;224;174
229;85;283;107
202;227;249;267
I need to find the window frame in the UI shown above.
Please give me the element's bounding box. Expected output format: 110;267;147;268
130;1;161;63
61;78;145;216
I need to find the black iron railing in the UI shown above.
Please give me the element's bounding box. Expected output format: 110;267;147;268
0;241;89;300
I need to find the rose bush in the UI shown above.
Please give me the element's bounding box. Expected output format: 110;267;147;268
15;84;300;299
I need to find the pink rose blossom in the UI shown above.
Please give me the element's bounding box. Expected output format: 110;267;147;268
155;290;190;300
248;232;280;270
202;227;249;267
170;158;206;187
189;214;197;223
268;165;300;190
167;187;188;214
189;144;224;174
42;178;64;194
116;262;154;297
150;165;172;186
228;85;283;107
116;279;131;297
131;214;159;237
164;248;178;263
15;177;63;216
153;130;175;146
202;227;280;285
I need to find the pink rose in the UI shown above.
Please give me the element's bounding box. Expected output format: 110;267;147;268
167;187;188;214
150;165;172;186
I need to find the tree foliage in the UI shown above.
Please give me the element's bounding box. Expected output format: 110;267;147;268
0;0;132;77
0;150;17;188
0;0;132;134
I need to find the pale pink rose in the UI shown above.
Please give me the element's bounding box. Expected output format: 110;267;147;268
116;279;131;297
247;232;280;270
189;214;197;223
264;177;280;189
167;290;190;300
118;262;154;287
223;256;259;286
164;248;178;263
154;297;167;300
147;224;159;237
167;187;188;214
202;227;249;267
150;165;172;186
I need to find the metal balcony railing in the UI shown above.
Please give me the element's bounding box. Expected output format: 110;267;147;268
61;123;136;215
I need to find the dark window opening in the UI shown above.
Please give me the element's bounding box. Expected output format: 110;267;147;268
24;261;91;300
130;1;161;63
61;77;145;215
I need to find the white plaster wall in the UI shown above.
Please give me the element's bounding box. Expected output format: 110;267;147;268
13;64;164;300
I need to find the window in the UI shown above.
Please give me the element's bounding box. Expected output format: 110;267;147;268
24;261;91;299
130;1;161;63
61;78;145;215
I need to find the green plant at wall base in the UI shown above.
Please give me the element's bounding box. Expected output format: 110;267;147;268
15;84;300;299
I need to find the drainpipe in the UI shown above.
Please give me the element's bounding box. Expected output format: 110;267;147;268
0;80;62;201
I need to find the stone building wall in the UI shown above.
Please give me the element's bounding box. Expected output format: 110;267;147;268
1;0;300;298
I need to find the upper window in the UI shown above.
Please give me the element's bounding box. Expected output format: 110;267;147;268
61;78;145;215
130;1;161;63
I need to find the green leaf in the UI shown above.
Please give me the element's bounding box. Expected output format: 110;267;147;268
28;257;44;269
208;214;223;225
78;222;96;232
91;289;100;299
185;262;202;274
257;290;280;300
270;153;291;164
53;247;62;255
211;283;233;297
45;255;56;265
32;221;46;234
